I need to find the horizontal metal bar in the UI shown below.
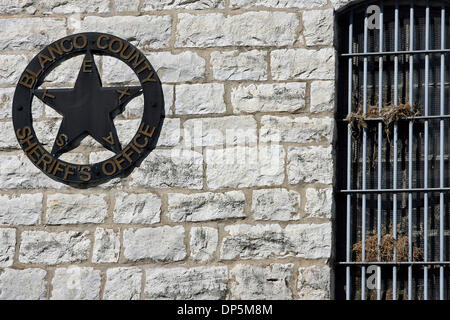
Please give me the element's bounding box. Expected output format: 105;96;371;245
338;262;450;266
340;48;450;57
340;187;450;194
339;114;450;122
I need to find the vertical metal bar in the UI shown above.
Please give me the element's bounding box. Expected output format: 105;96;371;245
439;1;446;301
424;0;430;300
361;8;369;301
377;0;384;301
408;0;414;300
346;10;354;301
392;0;399;301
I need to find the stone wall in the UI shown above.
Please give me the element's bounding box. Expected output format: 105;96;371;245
0;0;341;300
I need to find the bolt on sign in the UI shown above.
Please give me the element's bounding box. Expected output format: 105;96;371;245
12;33;165;188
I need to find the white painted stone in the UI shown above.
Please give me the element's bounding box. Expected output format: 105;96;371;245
103;267;142;300
271;48;335;80
40;0;110;14
230;264;294;300
0;194;42;226
32;119;61;147
0;121;19;149
211;50;267;81
0;0;36;14
0;18;66;50
0;55;28;86
230;0;327;9
0;88;17;119
19;231;91;265
0;268;46;300
190;227;218;262
175;84;226;115
51;267;101;300
42;55;85;86
183;116;257;147
143;0;224;10
123;226;186;262
114;193;161;225
260;116;334;143
231;83;306;114
176;12;298;47
288;146;333;185
71;15;172;50
305;188;333;219
0;228;15;267
46;194;108;225
303;9;334;46
147;51;206;82
311;81;335;113
205;145;285;189
298;265;330;300
114;0;140;11
93;228;120;264
168;191;246;222
221;223;332;260
130;149;203;189
252;189;300;221
145;266;228;300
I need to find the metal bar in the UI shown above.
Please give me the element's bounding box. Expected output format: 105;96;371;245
439;1;446;301
340;114;450;122
339;262;450;266
392;1;399;300
377;0;384;301
346;10;354;301
424;1;430;300
340;48;450;57
340;187;450;194
361;8;369;301
408;0;414;301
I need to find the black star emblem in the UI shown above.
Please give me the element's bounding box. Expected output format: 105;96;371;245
34;51;142;158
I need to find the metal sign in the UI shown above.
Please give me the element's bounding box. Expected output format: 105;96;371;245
12;32;165;188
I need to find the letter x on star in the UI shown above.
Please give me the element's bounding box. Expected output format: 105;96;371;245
34;51;142;158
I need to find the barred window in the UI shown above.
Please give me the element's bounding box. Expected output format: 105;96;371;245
336;0;450;300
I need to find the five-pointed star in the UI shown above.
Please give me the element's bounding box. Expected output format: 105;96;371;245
34;51;142;158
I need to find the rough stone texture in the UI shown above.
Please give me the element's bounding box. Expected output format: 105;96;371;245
103;267;142;300
0;268;47;300
0;228;15;267
0;54;28;86
303;9;334;46
114;193;161;225
252;189;300;221
123;226;186;262
271;48;335;80
46;194;108;225
230;0;327;9
40;0;110;14
92;228;120;264
331;0;353;11
0;18;66;50
0;194;42;226
0;0;36;14
298;265;330;300
205;146;285;189
305;188;333;219
229;264;294;300
114;0;140;12
19;231;91;265
145;266;228;300
311;81;335;113
260;116;334;143
221;223;332;260
288;146;333;185
71;15;172;50
0;88;16;119
211;50;267;81
0;121;18;149
231;83;306;114
51;267;101;300
143;0;224;10
130;149;203;189
146;51;206;82
175;84;226;115
168;191;246;222
183;116;257;147
190;227;218;262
